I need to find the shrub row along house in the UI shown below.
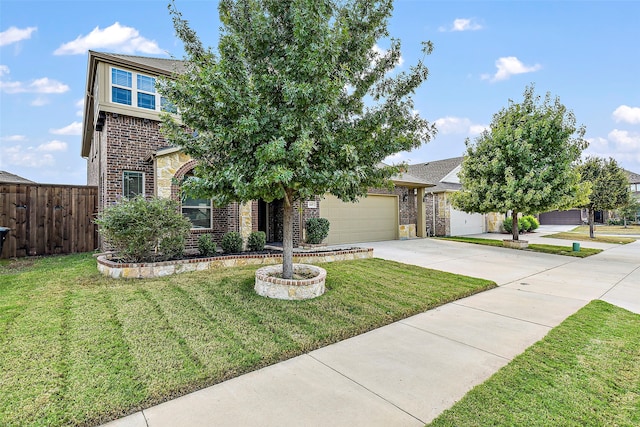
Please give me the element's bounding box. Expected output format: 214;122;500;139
81;51;433;250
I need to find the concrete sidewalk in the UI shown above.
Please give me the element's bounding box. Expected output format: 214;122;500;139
104;238;640;427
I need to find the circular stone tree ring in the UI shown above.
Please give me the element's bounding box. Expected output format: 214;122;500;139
255;264;326;300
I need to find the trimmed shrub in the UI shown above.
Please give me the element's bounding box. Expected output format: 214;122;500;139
221;231;243;253
306;217;330;244
95;196;191;262
519;216;531;233
197;234;217;256
523;215;540;231
247;231;266;251
503;217;515;234
503;216;523;234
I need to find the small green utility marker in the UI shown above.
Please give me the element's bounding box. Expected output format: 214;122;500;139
572;242;580;252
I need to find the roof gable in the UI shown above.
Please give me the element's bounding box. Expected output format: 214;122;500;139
0;170;35;184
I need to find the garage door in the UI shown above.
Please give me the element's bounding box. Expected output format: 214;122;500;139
450;209;485;236
539;209;582;225
319;194;398;245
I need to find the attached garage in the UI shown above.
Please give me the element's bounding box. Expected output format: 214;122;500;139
320;194;398;245
449;209;486;236
539;209;582;225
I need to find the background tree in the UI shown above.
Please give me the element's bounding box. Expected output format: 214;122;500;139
617;197;640;228
161;0;435;278
577;157;631;238
450;85;589;241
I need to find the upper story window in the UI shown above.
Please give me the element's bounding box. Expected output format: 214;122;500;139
111;67;175;113
123;171;144;198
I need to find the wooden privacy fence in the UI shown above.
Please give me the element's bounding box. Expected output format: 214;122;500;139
0;184;98;258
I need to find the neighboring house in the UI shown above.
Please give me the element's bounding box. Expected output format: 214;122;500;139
539;168;640;225
408;157;502;236
624;169;640;222
81;51;432;250
0;171;35;184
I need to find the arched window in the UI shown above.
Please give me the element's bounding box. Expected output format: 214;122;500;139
181;171;212;229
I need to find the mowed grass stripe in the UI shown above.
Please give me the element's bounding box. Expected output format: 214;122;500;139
1;254;496;426
145;282;262;376
110;287;204;398
0;287;66;426
62;288;146;426
174;274;303;361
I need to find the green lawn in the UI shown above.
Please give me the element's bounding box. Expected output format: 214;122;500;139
428;300;640;426
543;231;636;245
439;236;602;257
0;253;495;427
570;224;640;236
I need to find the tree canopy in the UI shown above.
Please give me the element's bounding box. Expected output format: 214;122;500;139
450;85;589;240
577;156;631;237
160;0;435;278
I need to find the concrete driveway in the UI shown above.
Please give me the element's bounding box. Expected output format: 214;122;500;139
104;236;640;427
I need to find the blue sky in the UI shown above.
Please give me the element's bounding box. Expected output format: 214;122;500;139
1;0;639;185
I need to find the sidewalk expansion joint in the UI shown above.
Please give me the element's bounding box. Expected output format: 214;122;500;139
306;354;427;425
598;263;640;300
397;320;513;362
451;301;559;329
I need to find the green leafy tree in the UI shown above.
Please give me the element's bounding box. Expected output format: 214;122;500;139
617;197;640;227
577;157;631;237
450;86;589;241
161;0;435;278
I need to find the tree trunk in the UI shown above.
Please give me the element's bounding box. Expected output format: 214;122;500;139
588;208;595;238
282;194;294;280
512;213;519;241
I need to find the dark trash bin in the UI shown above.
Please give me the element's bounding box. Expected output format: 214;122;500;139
0;227;10;255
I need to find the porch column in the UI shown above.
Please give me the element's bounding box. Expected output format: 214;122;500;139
239;202;252;250
417;187;426;238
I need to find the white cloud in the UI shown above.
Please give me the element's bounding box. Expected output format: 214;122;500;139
0;134;26;141
1;145;55;168
0;71;69;94
585;137;609;152
54;22;164;55
31;96;49;106
50;121;82;136
0;26;37;46
440;18;483;32
38;140;68;152
612;105;640;124
482;56;541;82
434;116;487;135
76;99;85;117
608;129;640;151
469;124;489;135
384;152;406;163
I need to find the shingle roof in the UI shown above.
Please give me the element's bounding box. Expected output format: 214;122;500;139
407;157;464;193
624;169;640;184
0;170;35;184
92;51;187;75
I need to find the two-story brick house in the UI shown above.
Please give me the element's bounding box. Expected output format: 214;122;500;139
81;51;431;250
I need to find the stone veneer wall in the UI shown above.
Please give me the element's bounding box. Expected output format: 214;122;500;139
486;212;504;233
97;247;373;279
424;192;450;236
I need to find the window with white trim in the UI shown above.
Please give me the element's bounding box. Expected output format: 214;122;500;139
111;67;171;112
123;171;144;198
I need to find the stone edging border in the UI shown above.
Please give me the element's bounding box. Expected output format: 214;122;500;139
97;247;373;279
